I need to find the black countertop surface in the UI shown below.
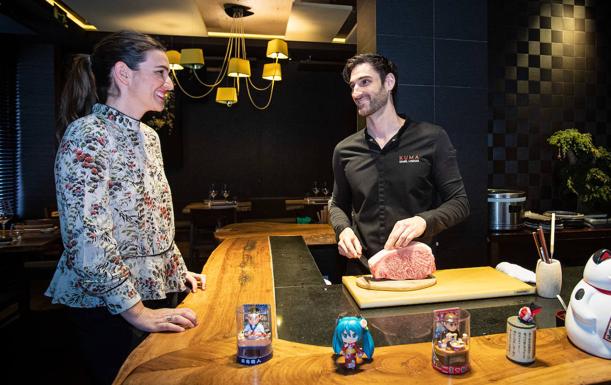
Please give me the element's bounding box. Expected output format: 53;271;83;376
271;236;581;347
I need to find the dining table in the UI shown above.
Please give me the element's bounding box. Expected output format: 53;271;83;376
0;225;61;320
181;197;331;215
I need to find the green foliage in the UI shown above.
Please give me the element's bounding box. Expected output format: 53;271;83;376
547;128;611;211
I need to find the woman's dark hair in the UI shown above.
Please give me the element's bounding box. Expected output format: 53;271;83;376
57;30;165;141
342;53;399;101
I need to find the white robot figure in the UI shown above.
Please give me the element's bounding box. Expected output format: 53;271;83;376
565;248;611;359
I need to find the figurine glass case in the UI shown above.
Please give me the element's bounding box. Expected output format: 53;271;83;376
236;304;272;365
432;308;470;374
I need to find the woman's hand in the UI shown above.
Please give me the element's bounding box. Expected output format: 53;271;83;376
121;301;198;332
185;271;206;292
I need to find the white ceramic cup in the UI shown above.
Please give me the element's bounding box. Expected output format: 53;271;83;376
535;259;562;298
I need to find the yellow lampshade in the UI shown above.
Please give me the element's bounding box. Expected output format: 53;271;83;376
180;48;204;69
262;63;282;81
215;87;238;106
227;58;251;78
166;50;183;70
266;39;288;59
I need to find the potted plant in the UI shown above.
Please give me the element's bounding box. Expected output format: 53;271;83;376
547;129;611;213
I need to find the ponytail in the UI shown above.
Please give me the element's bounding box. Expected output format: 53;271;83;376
57;54;97;142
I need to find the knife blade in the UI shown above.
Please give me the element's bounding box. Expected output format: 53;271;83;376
356;254;370;272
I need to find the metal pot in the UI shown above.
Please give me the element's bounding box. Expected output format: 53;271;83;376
487;189;526;231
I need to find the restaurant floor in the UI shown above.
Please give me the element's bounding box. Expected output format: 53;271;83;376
0;240;210;385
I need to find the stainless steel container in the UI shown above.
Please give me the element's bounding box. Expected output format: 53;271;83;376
488;189;526;231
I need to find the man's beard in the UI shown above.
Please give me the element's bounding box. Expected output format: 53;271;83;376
356;88;389;117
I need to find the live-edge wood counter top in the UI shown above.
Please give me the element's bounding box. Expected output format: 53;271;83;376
114;227;611;385
214;221;336;246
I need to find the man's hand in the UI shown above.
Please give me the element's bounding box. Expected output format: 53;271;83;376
338;227;362;259
384;216;427;249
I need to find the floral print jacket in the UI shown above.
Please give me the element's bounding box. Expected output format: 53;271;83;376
46;104;188;314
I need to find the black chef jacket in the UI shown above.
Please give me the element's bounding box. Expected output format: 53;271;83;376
329;118;470;258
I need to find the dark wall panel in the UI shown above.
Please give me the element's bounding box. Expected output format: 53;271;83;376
375;0;488;267
166;61;356;216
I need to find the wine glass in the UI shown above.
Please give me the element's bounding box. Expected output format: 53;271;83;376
0;199;13;231
222;184;230;201
312;181;320;196
209;184;218;201
321;182;329;196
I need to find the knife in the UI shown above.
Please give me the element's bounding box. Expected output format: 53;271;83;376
356;254;370;272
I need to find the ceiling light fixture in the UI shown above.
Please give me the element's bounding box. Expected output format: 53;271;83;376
168;3;288;110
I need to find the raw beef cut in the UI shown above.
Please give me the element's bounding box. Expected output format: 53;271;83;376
368;242;436;280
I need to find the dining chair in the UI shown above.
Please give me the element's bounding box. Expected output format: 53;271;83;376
188;207;237;269
247;197;294;223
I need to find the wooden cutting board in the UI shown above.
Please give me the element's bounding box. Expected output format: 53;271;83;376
343;266;535;309
355;275;437;291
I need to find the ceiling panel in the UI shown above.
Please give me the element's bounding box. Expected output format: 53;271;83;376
286;2;352;42
197;0;291;36
62;0;355;43
64;0;207;36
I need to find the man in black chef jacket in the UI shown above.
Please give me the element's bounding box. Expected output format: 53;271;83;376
329;53;470;274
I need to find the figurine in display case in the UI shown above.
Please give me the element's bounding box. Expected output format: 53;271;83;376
332;316;375;369
432;307;470;374
237;304;272;365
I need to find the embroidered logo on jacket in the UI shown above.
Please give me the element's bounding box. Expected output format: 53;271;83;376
399;154;420;163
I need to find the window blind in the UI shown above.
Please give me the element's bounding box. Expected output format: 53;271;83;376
0;43;17;218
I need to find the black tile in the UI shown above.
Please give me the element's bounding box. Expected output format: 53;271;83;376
377;0;433;37
378;35;433;85
435;40;487;87
395;85;434;122
434;0;487;40
434;87;487;169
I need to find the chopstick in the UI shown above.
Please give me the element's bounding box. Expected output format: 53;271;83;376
550;213;556;259
537;225;551;263
532;231;545;263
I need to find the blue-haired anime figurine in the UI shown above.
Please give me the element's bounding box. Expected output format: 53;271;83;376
332;316;375;369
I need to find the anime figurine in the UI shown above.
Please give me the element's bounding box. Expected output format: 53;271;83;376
332;316;375;369
432;308;470;374
242;308;267;339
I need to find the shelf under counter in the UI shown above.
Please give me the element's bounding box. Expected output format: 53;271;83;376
488;226;611;270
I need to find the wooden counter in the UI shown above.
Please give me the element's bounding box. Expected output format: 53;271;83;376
214;222;336;246
114;227;611;385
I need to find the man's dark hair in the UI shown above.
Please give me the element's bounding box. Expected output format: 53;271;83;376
342;53;399;101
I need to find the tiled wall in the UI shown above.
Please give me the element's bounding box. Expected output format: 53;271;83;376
489;0;611;212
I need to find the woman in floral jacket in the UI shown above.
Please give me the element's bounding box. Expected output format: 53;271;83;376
46;30;205;385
